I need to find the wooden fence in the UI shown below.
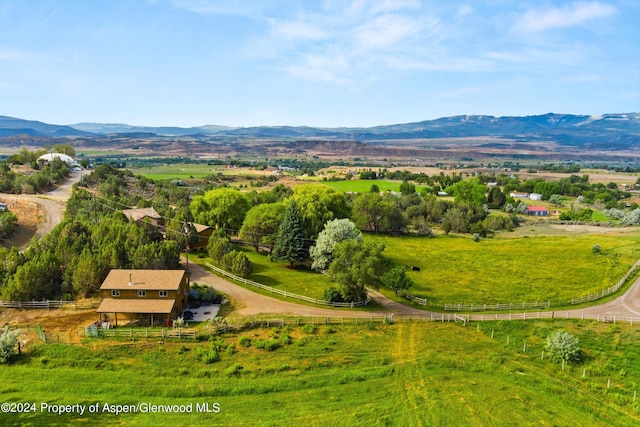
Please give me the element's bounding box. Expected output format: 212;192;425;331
205;262;370;308
0;299;101;310
397;290;428;305
85;326;197;340
444;301;551;311
570;260;640;305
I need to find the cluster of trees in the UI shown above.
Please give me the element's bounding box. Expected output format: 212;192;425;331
0;188;181;301
0;210;18;239
0;158;70;194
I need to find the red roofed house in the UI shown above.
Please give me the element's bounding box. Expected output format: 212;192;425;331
526;206;549;216
97;269;189;327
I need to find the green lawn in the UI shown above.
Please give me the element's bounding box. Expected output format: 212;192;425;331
368;232;640;306
321;179;426;193
1;320;638;425
198;246;335;301
130;164;226;180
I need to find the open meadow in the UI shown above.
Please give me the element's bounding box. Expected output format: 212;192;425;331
0;320;637;426
368;230;640;307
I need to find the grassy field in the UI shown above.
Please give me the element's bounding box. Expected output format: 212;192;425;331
129;164;275;181
0;320;637;425
368;231;640;306
321;179;426;194
198;246;335;301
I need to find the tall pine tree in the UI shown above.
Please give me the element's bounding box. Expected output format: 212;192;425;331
273;200;306;266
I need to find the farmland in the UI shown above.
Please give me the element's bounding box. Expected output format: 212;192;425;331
0;320;638;425
369;231;640;306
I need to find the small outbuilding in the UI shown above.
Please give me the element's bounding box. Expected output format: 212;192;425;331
526;206;549;216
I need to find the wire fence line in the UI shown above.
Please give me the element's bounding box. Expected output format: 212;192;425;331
444;301;551;311
570;260;640;305
204;262;370;308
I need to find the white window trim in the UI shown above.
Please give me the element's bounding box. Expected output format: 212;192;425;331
111;290;120;297
159;290;168;297
138;290;146;297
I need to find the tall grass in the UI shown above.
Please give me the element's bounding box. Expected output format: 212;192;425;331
0;321;637;425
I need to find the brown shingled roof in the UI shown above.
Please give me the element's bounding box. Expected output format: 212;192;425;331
97;298;176;314
99;270;186;291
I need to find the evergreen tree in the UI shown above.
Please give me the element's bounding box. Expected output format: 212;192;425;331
273;200;307;265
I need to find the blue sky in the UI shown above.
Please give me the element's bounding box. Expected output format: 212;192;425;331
1;0;638;127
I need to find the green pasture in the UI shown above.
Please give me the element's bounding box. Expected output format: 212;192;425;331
368;231;640;306
321;179;426;193
1;320;638;425
130;164;226;180
196;247;335;302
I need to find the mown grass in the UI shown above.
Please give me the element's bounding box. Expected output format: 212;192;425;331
321;179;425;193
368;231;640;306
0;321;637;425
194;248;380;310
129;164;269;181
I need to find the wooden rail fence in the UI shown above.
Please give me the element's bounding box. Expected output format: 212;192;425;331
0;300;101;309
570;260;640;305
205;262;370;308
444;301;551;311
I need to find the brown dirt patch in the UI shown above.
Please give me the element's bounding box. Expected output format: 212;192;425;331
0;198;44;249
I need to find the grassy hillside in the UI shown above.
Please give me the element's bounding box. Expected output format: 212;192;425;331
0;320;637;425
368;232;640;306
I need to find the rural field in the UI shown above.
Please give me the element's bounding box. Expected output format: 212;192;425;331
368;230;640;307
321;179;426;194
0;320;637;425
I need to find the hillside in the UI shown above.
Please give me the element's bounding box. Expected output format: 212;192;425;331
1;113;638;150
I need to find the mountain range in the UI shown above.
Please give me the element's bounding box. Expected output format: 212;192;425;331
1;113;639;150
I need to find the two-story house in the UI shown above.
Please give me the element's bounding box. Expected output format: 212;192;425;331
96;269;189;327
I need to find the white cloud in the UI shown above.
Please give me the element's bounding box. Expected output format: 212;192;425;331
456;5;473;18
171;0;262;16
513;1;617;33
270;20;328;41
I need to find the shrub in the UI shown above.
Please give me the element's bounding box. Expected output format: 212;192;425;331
301;324;316;334
544;330;582;364
197;348;220;364
225;364;243;376
592;244;602;254
0;326;20;363
238;336;252;347
254;339;280;351
323;287;344;303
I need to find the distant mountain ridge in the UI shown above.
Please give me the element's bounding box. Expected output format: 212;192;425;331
0;113;638;149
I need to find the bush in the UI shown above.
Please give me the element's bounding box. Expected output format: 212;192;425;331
544;330;582;364
323;287;344;303
225;364;243;376
0;326;20;363
238;336;252;347
301;324;316;334
592;244;602;254
254;339;280;351
197;348;220;364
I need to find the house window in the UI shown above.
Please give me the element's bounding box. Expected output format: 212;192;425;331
138;290;146;297
111;290;120;297
159;291;168;297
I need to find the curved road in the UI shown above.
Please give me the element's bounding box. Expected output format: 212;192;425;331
187;259;640;321
5;171;639;321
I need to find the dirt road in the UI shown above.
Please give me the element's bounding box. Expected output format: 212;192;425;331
0;171;88;241
187;259;640;320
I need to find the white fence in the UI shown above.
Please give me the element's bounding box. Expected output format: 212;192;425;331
205;262;370;308
444;301;551;311
397;290;428;305
571;260;640;305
